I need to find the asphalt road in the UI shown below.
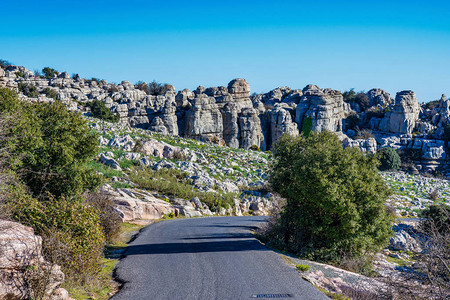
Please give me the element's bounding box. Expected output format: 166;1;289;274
112;216;328;300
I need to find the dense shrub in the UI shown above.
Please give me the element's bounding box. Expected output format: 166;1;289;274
18;82;40;98
87;100;120;123
0;88;101;198
42;67;58;79
301;117;313;137
267;132;393;261
377;147;401;171
8;186;105;282
444;124;450;148
43;87;58;100
343;89;369;111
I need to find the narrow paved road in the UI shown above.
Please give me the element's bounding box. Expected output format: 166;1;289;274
112;217;328;300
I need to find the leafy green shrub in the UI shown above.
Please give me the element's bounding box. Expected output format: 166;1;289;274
301;117;313;137
43;87;58;100
18;82;39;98
87;100;120;123
8;186;105;283
377;147;401;171
0;88;101;198
268;132;393;261
296;264;310;272
42;67;58;79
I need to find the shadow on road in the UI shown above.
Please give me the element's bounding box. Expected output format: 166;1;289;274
125;239;268;255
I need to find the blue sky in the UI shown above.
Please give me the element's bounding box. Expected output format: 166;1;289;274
1;0;449;101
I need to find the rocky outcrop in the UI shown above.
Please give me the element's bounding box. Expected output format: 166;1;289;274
296;85;352;133
184;94;224;144
270;104;299;146
378;91;421;135
0;220;71;300
3;63;450;172
367;88;393;108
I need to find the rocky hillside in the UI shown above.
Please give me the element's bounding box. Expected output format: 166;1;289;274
1;63;449;175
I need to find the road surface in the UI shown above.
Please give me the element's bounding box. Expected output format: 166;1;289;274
112;216;328;300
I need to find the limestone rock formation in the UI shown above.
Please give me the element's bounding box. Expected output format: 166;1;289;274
378;91;421;135
295;85;352;132
270;104;299;146
184;94;224;144
367;88;393;108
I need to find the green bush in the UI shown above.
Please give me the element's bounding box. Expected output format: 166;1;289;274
8;186;105;283
18;82;39;98
268;132;393;261
377;147;401;171
0;59;12;69
296;264;310;272
87;100;120;123
0;88;101;198
42;67;58;79
43;87;58;100
301;117;313;137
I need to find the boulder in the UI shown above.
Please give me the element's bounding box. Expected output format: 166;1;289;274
139;139;178;159
0;220;71;300
99;153;122;170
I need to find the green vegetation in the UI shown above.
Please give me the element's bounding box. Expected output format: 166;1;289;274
342;89;370;111
422;204;450;234
87;100;120;123
301;117;313;137
42;67;58;79
18;82;39;97
377;147;401;171
267;132;393;262
43;87;58;100
0;87;122;298
0;88;101;198
295;263;310;272
130;167;238;210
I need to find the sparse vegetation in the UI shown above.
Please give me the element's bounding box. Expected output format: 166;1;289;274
296;263;310;272
130;167;238;210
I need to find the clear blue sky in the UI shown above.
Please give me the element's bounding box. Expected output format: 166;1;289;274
1;0;449;102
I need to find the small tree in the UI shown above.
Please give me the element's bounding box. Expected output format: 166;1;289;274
268;132;393;261
42;67;58;79
0;88;101;198
87;100;120;123
377;147;401;171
